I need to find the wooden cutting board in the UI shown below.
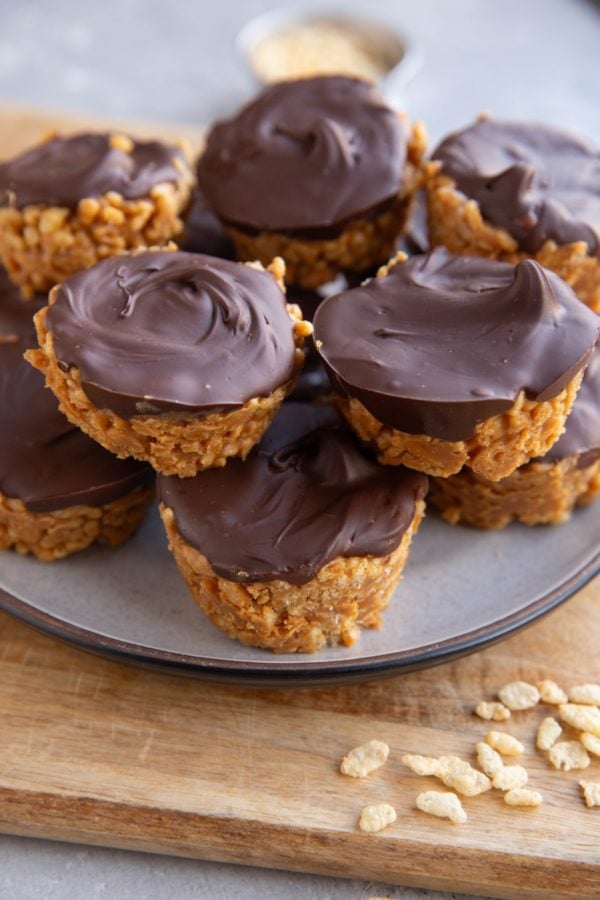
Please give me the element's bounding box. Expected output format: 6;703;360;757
0;106;599;900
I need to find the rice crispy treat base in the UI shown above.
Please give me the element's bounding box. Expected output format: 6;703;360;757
336;371;584;482
0;139;194;298
160;499;425;653
429;455;600;529
0;485;154;561
226;121;427;289
425;164;600;313
27;267;311;478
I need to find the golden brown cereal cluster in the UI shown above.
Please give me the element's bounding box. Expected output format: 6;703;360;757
429;454;600;529
336;372;583;482
0;135;194;298
28;319;306;478
159;498;425;653
425;163;600;313
227;121;427;288
0;485;154;561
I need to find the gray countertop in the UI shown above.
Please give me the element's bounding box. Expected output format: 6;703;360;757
0;1;599;898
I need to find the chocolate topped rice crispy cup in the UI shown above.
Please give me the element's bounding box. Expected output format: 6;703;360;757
27;251;311;477
0;131;194;297
426;116;600;312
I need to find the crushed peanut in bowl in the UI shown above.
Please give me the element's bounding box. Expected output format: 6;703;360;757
237;11;419;89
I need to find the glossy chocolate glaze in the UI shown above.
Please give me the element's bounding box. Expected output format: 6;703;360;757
0;342;153;513
158;403;427;585
197;76;407;234
313;249;599;442
433;118;600;255
0;133;186;209
47;251;298;418
544;348;600;466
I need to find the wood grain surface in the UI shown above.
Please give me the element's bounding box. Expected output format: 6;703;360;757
0;107;599;900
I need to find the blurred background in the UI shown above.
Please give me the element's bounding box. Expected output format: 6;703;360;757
0;0;599;143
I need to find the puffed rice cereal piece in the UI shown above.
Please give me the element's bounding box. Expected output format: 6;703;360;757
402;754;442;776
498;681;540;711
492;765;529;791
579;781;600;808
476;742;504;777
559;703;600;737
504;789;543;807
436;756;492;796
568;684;600;706
340;740;390;778
536;680;568;705
416;791;467;824
485;731;524;756
580;733;600;757
358;803;397;833
536;717;562;751
549;741;591;771
474;701;511;721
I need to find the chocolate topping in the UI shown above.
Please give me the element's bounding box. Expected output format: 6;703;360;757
314;249;599;442
0;341;153;513
0;133;186;209
0;268;46;345
397;190;429;255
543;349;600;465
433;118;600;255
180;189;235;259
47;251;298;419
197;76;407;233
158;403;427;585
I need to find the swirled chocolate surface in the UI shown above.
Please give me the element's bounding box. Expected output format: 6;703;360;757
0;133;186;209
197;76;407;233
313;249;599;442
433;118;600;255
544;348;600;466
47;250;298;418
158;403;427;585
0;342;153;513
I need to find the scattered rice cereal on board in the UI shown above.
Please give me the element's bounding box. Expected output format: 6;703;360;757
492;765;529;791
536;717;562;751
476;742;504;777
504;789;543;807
498;681;540;711
340;740;390;778
559;704;600;737
549;741;591;771
358;803;397;833
579;781;600;808
416;791;467;824
485;731;524;756
536;680;568;705
568;684;600;706
580;732;600;757
475;701;511;721
402;754;442;777
436;756;491;796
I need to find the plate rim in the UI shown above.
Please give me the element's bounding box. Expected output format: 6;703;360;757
1;546;598;684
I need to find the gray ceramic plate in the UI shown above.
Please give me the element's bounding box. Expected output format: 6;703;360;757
0;502;599;686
